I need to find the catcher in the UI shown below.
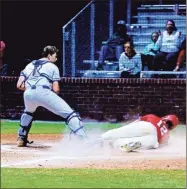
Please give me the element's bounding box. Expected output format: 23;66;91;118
16;45;88;147
99;114;179;152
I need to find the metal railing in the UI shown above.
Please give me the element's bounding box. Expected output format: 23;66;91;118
140;71;186;78
82;70;186;78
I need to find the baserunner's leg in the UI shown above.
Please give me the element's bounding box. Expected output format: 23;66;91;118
113;134;158;152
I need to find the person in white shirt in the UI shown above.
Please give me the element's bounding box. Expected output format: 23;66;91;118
152;20;182;71
119;41;142;78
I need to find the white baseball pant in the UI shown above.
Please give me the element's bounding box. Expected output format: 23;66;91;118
101;121;159;149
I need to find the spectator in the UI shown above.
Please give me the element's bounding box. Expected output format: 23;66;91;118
141;32;159;70
97;20;131;70
119;41;142;78
174;37;186;71
152;20;182;71
0;41;6;75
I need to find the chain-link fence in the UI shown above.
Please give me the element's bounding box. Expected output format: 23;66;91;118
63;0;186;78
63;0;114;77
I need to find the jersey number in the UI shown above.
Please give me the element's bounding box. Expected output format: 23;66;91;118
157;120;168;136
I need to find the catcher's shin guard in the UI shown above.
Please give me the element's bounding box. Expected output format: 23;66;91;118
17;111;34;147
65;111;87;140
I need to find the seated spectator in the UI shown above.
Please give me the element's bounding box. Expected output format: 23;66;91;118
119;41;142;78
174;37;186;71
141;31;159;70
0;41;7;76
97;20;131;70
152;20;182;71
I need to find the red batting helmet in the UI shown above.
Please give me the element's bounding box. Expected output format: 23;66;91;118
161;115;179;130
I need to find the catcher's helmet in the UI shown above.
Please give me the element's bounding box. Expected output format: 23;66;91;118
161;115;179;130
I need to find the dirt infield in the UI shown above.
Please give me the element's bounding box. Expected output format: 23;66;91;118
1;127;186;169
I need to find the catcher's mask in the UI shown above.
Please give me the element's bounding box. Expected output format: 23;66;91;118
161;114;179;130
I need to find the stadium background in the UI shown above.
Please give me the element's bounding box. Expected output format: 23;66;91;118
1;0;186;123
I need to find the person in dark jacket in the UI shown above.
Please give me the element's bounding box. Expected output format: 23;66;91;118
97;20;131;70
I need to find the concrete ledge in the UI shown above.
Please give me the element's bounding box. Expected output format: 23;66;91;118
60;78;186;85
1;76;185;85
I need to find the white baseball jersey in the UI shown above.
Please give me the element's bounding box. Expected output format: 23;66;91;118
18;58;87;140
20;59;60;90
20;58;73;118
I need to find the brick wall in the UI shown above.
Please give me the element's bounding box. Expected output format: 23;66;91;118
1;77;186;123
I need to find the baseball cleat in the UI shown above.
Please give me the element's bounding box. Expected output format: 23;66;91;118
120;141;141;152
17;137;26;147
17;137;34;147
153;141;159;149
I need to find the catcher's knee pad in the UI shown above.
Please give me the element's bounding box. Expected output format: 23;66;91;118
65;111;87;139
18;111;33;139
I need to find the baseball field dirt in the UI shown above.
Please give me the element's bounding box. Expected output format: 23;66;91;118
1;126;186;170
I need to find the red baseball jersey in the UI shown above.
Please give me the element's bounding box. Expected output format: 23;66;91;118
140;114;169;144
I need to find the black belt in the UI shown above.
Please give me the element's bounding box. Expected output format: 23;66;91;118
31;85;50;89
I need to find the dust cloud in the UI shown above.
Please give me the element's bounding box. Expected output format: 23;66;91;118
157;125;186;157
49;124;186;160
50;127;113;158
